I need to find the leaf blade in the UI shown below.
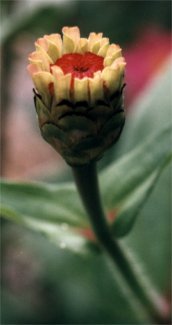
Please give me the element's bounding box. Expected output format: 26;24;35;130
101;125;172;237
1;180;88;227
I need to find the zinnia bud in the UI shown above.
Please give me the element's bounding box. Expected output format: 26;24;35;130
27;26;126;166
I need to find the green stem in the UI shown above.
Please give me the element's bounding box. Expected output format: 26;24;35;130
72;162;170;324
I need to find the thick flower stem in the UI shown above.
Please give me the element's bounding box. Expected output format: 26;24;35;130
72;162;170;324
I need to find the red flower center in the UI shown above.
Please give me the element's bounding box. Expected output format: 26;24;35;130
54;52;104;79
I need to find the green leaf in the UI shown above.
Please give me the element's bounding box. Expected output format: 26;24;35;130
101;125;172;237
112;162;170;237
100;59;172;237
1;181;97;254
1;181;88;227
117;59;172;156
113;60;171;292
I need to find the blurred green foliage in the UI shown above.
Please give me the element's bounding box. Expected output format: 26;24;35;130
1;0;171;45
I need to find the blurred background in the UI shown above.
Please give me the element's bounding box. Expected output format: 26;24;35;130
1;1;171;324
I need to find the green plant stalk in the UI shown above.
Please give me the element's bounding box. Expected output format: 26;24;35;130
72;162;170;324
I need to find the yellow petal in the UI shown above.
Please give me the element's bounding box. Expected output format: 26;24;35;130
116;62;126;89
111;58;126;83
89;72;103;104
33;43;54;65
98;38;109;57
35;37;48;52
100;37;109;46
91;41;101;54
91;37;109;55
32;71;54;106
45;34;62;62
87;32;103;52
29;50;51;71
74;78;89;102
62;26;80;53
77;38;88;53
102;66;121;94
119;62;126;75
46;41;61;62
32;71;53;92
27;63;42;76
104;44;121;66
104;49;122;66
106;44;121;56
29;52;43;71
44;33;62;48
52;66;71;103
36;47;53;64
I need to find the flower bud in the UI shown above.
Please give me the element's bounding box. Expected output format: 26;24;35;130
27;27;126;166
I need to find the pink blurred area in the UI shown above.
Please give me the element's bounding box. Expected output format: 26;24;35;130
2;37;64;180
124;27;171;106
2;27;171;180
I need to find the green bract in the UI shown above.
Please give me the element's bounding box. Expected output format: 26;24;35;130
35;88;125;165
